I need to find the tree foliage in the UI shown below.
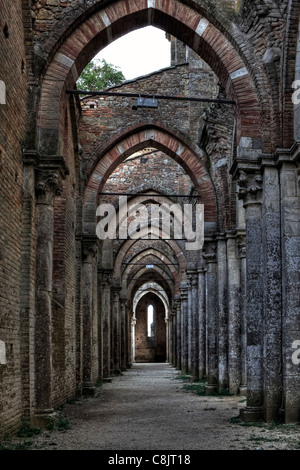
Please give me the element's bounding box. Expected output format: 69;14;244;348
77;59;126;92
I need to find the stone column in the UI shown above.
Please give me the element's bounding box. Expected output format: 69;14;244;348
217;235;228;392
262;163;282;422
34;167;64;414
238;235;247;395
198;266;206;380
166;312;171;365
120;297;127;372
112;282;121;375
132;316;136;363
187;277;192;374
227;233;241;395
180;282;189;375
279;156;300;423
237;170;264;422
203;243;218;394
171;304;176;366
82;238;98;395
175;295;181;370
101;270;112;379
188;271;199;381
97;267;103;384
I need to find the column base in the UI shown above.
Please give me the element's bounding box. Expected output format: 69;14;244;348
102;377;112;383
280;407;300;424
32;409;58;428
205;384;218;395
239;406;264;422
82;384;96;396
113;369;123;376
264;406;280;423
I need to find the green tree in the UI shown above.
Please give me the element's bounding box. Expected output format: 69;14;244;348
77;59;126;92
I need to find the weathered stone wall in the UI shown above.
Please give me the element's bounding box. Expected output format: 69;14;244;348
0;0;29;436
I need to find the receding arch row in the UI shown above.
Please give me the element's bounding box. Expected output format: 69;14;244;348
83;126;217;235
121;249;181;293
37;0;264;157
111;237;188;283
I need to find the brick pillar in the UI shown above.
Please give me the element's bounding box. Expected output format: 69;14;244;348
279;157;300;423
180;282;189;375
237;170;264;422
21;151;38;420
34;165;65;415
227;233;241;395
203;243;218;394
101;270;112;378
82;238;98;395
217;235;228;392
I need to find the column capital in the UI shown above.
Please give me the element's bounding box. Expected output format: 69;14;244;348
180;282;188;300
35;155;69;204
35;170;63;204
100;268;113;286
82;236;98;261
202;242;217;263
237;170;263;207
187;271;198;288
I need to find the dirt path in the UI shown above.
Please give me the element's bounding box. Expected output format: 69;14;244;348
7;363;300;451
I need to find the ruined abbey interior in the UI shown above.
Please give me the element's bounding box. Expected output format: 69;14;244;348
1;0;300;438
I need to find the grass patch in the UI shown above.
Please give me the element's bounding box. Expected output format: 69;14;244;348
16;420;42;438
46;415;71;432
183;380;234;398
229;416;265;427
174;374;192;381
0;439;34;451
183;380;207;396
55;416;71;432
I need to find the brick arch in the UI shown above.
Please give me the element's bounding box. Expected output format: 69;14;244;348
83;126;217;235
282;0;300;147
37;0;264;157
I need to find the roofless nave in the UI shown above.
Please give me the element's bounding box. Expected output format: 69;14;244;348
0;0;300;436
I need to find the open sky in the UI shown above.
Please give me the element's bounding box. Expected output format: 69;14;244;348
95;26;171;80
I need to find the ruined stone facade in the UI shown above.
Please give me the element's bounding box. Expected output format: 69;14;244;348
0;0;300;436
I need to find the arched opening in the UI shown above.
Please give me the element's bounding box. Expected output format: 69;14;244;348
134;292;167;363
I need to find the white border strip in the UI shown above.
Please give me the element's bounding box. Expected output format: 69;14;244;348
0;81;6;105
230;67;248;80
195;18;209;37
55;53;74;68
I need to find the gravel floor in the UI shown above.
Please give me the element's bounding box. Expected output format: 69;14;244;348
4;363;300;452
